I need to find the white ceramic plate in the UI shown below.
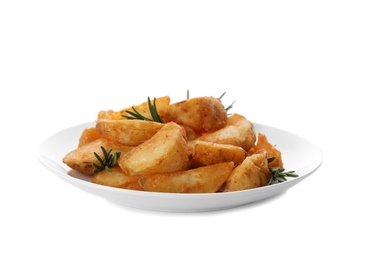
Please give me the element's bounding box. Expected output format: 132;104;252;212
38;122;322;212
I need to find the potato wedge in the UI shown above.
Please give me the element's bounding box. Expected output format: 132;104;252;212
118;122;190;176
183;125;200;141
248;151;271;186
220;157;262;192
189;113;256;151
251;133;283;168
78;127;101;147
92;166;143;190
192;140;247;166
63;138;133;176
96;119;163;146
140;162;234;193
160;96;228;133
97;96;171;120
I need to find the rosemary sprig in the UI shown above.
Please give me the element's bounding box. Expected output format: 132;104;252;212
122;97;164;123
219;91;235;113
267;157;298;185
92;146;121;173
218;92;227;99
225;100;236;112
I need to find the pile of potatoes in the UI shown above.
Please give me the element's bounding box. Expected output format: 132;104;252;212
63;96;283;193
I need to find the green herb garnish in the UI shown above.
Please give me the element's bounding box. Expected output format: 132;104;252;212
92;146;121;173
219;91;235;113
267;157;298;185
122;97;164;123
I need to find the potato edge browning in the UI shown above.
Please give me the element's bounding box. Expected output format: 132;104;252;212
92;166;144;191
192;141;247;166
78;127;101;147
188;113;256;152
220;157;262;192
96;119;164;146
139;162;234;193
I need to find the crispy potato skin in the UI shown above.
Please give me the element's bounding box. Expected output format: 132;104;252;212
97;96;171;120
220;152;271;192
140;162;234;193
118;122;190;176
96;119;163;146
250;133;283;168
160;96;228;133
189;113;256;152
220;157;262;192
192;141;247;166
92;166;143;190
78;127;101;147
63;138;133;176
248;151;271;186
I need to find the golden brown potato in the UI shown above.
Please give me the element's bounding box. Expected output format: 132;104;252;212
182;125;200;141
192;140;247;166
220;157;262;192
140;162;234;193
78;127;101;147
96;119;163;146
97;96;171;120
118;122;190;176
92;166;143;190
248;151;271;186
160;96;228;133
189;113;256;151
63;138;133;176
251;133;283;168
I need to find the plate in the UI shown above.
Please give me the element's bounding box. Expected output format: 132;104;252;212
37;121;322;212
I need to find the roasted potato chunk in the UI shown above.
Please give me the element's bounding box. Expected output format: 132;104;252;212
183;125;200;141
192;141;247;166
63;138;133;176
251;133;283;168
248;151;271;186
189;113;256;151
160;96;228;133
220;157;262;192
96;119;163;146
118;122;190;176
78;127;101;147
92;166;143;190
97;96;171;120
140;162;234;193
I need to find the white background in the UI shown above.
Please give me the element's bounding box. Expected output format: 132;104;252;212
1;0;372;259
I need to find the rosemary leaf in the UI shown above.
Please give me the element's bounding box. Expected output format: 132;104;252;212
219;92;226;99
267;162;298;185
92;146;121;173
122;97;163;123
225;100;236;112
94;152;105;166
